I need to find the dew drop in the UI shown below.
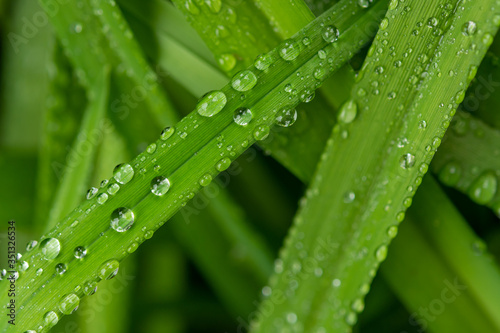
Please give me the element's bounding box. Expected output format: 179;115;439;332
299;89;315;103
399;153;416;169
107;183;120;195
40;238;61;260
253;125;270;141
205;0;222;13
233;108;253;126
26;240;38;252
338;100;357;124
98;259;120;280
345;312;357;325
74;246;87;259
216;157;232;171
160;126;174;140
150;176;171;196
86;187;98;200
127;242;139;254
279;39;301;61
218;53;236;72
254;53;273;71
83;281;97;296
351;298;365;312
438;161;462;186
59;294;80;315
358;0;370;8
110;207;135;232
146;143;157;154
55;263;67;275
468;171;497;205
97;193;108;205
302;36;311;46
322;25;340;43
199;174;213;187
387;225;398;239
196;91;227;117
332;278;341;287
113;163;134;184
375;245;388;261
231;70;258;92
44;311;59;328
275;107;297;127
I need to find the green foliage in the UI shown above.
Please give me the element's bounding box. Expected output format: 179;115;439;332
0;0;500;332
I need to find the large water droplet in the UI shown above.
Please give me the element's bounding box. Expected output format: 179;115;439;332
399;153;416;169
216;157;232;172
231;70;257;91
150;176;171;196
338;100;358;124
218;53;236;72
86;187;98;200
438;161;462;186
199;174;213;187
275;107;297;127
44;311;59;328
196;91;227;117
468;171;497;205
462;21;477;36
110;207;135;232
233;108;253;126
254;53;273;70
113;164;134;184
59;294;80;315
322;25;340;43
40;238;61;260
160;126;175;140
279;39;301;61
99;259;120;280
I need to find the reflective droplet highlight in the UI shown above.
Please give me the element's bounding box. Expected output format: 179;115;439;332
113;163;134;184
233;108;253;126
110;207;135;232
150;176;171;196
59;294;80;315
40;238;61;260
196;91;227;117
231;70;257;91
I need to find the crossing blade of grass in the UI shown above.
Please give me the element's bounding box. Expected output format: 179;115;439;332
381;205;498;333
412;176;500;330
433;111;500;216
134;0;385;181
0;1;386;330
251;1;500;332
44;68;110;231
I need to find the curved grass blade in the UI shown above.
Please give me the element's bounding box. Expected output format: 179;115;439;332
251;0;500;331
38;0;177;126
0;1;383;330
433;111;500;216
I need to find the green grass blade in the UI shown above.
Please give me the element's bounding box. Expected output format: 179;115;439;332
38;0;177;125
0;1;383;330
34;42;88;231
409;176;500;330
381;207;498;333
433;111;500;216
45;68;110;231
251;1;500;331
